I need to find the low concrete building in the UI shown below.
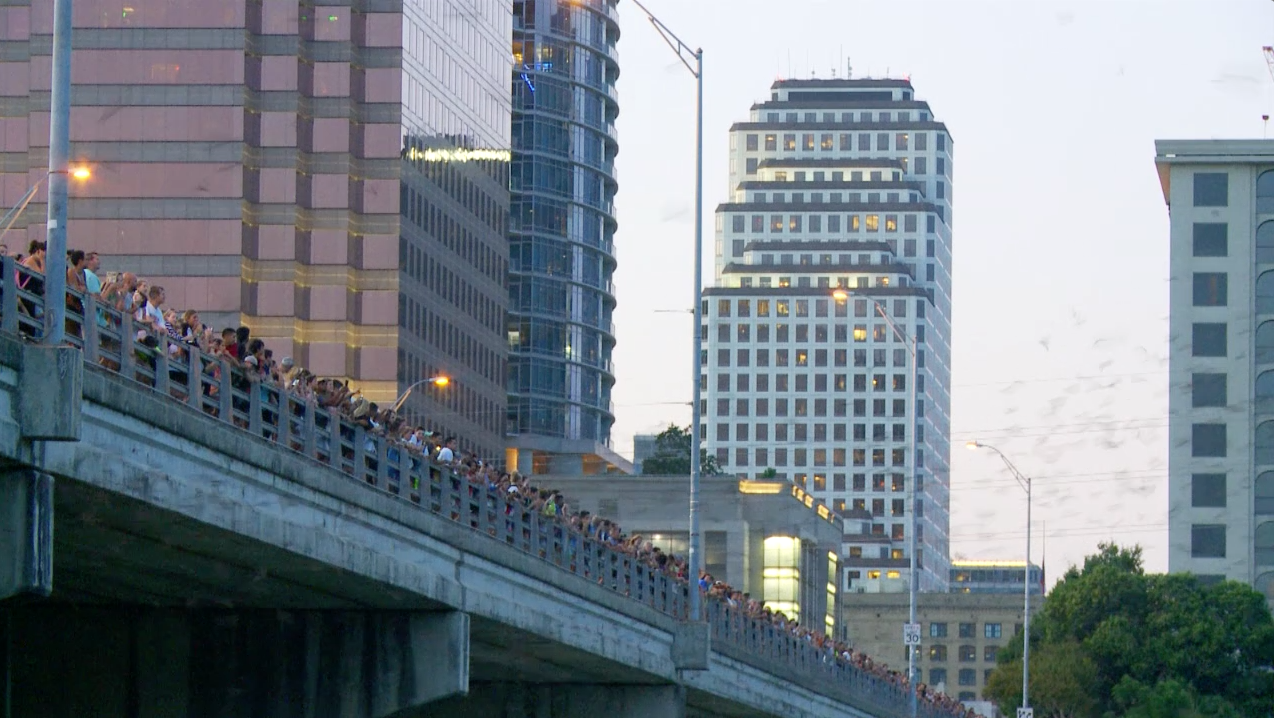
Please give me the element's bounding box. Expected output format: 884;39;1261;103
841;593;1036;704
539;474;844;634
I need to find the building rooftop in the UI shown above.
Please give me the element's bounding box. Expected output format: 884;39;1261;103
1154;138;1274;204
771;78;915;90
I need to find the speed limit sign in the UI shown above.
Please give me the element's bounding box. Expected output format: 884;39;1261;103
902;622;921;646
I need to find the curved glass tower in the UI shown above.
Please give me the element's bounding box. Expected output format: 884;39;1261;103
508;0;621;467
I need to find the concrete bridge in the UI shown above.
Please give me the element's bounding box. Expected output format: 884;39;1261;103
0;259;936;718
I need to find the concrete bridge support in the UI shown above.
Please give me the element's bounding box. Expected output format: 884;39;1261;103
0;470;53;600
2;606;469;718
425;683;689;718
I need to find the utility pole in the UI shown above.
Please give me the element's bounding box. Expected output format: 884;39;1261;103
44;0;73;345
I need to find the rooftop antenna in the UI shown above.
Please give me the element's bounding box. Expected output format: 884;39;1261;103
847;57;853;79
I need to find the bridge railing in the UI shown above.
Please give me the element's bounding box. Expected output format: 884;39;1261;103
0;259;953;718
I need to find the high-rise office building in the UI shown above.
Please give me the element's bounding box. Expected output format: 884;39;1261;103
704;78;954;590
0;0;511;460
506;0;626;476
1156;140;1274;605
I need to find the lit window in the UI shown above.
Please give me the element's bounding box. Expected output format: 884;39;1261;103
762;536;801;620
866;215;880;232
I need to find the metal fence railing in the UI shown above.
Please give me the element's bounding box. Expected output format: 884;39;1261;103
0;257;962;718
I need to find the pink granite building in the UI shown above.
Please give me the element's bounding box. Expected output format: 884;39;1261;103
0;0;512;459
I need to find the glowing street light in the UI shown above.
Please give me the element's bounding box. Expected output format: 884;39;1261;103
392;375;450;412
0;165;93;246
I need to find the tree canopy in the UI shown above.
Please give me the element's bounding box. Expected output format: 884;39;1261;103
984;543;1274;718
639;424;723;476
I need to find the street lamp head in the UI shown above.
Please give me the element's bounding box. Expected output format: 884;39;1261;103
431;376;450;387
831;288;850;302
966;441;981;450
70;166;90;180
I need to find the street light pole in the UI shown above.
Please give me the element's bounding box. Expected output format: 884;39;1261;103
44;0;73;346
834;289;918;715
392;375;450;413
631;0;705;623
967;441;1032;714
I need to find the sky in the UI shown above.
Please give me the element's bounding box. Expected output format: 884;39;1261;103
606;0;1274;583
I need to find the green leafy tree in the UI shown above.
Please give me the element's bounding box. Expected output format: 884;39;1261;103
1111;677;1242;718
640;424;722;475
985;543;1274;718
984;640;1099;718
758;467;778;478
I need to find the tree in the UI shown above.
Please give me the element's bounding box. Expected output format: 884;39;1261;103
1111;677;1242;718
758;467;778;479
986;543;1274;718
984;640;1099;718
640;424;722;475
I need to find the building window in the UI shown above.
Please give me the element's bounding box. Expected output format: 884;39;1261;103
1259;472;1274;515
1192;323;1227;357
1257;523;1274;565
984;623;1002;639
1193;223;1228;257
958;623;974;639
1193;273;1228;306
930;668;946;686
1192;373;1227;408
1191;524;1226;558
1192;473;1226;508
929;622;947;638
746;134;758;151
1259;422;1274;466
1193;172;1228;207
984;645;1000;662
1192;423;1227;457
929;645;947;662
958;669;977;686
959;645;976;662
1260;223;1274;263
762;536;801;620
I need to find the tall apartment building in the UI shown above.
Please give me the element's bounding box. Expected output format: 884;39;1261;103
704;78;954;590
507;0;626;476
1156;140;1274;605
0;0;511;460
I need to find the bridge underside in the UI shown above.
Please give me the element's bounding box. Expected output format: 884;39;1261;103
1;473;772;718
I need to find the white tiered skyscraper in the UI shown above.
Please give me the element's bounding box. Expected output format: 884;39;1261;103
703;78;953;593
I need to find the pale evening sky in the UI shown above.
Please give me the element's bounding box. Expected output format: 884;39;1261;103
605;0;1274;582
